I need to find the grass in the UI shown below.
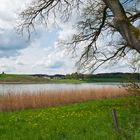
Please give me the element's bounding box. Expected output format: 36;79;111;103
0;95;139;140
0;74;50;83
0;88;128;112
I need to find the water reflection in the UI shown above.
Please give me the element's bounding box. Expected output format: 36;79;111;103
0;83;121;95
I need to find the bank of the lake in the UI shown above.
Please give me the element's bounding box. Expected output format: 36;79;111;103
0;95;139;140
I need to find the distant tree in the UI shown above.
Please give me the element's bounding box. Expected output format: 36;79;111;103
65;74;71;79
83;74;93;79
19;0;140;72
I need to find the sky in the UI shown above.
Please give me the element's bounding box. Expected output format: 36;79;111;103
0;0;134;74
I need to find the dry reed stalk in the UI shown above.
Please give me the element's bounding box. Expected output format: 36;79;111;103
0;87;128;112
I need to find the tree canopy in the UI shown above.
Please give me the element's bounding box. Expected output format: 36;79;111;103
19;0;140;72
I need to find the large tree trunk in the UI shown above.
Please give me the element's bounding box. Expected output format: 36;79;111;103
103;0;140;53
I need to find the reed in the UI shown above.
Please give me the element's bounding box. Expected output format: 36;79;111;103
0;87;129;112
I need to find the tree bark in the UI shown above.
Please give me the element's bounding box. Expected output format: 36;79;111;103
103;0;140;53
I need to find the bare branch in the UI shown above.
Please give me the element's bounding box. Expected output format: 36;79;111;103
129;12;140;22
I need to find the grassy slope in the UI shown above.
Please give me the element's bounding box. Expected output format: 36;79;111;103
0;96;139;140
0;74;127;83
0;74;50;83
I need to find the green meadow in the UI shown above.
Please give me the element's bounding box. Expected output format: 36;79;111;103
0;74;50;83
0;96;139;140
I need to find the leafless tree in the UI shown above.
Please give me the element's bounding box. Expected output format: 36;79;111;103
18;0;140;72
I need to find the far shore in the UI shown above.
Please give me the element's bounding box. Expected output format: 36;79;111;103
0;73;139;84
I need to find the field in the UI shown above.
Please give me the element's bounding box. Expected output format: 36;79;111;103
0;82;139;140
0;95;140;140
0;74;51;83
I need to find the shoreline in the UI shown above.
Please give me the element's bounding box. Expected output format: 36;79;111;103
0;81;138;84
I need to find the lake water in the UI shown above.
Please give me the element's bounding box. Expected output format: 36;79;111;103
0;83;121;95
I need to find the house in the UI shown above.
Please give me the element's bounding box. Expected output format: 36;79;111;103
31;74;65;79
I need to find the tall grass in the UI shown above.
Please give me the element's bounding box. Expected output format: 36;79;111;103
0;87;128;112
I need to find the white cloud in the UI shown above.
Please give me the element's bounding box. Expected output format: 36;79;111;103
0;0;32;29
0;0;77;74
58;23;76;41
0;29;28;58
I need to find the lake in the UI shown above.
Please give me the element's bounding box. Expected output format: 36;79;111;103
0;83;121;95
